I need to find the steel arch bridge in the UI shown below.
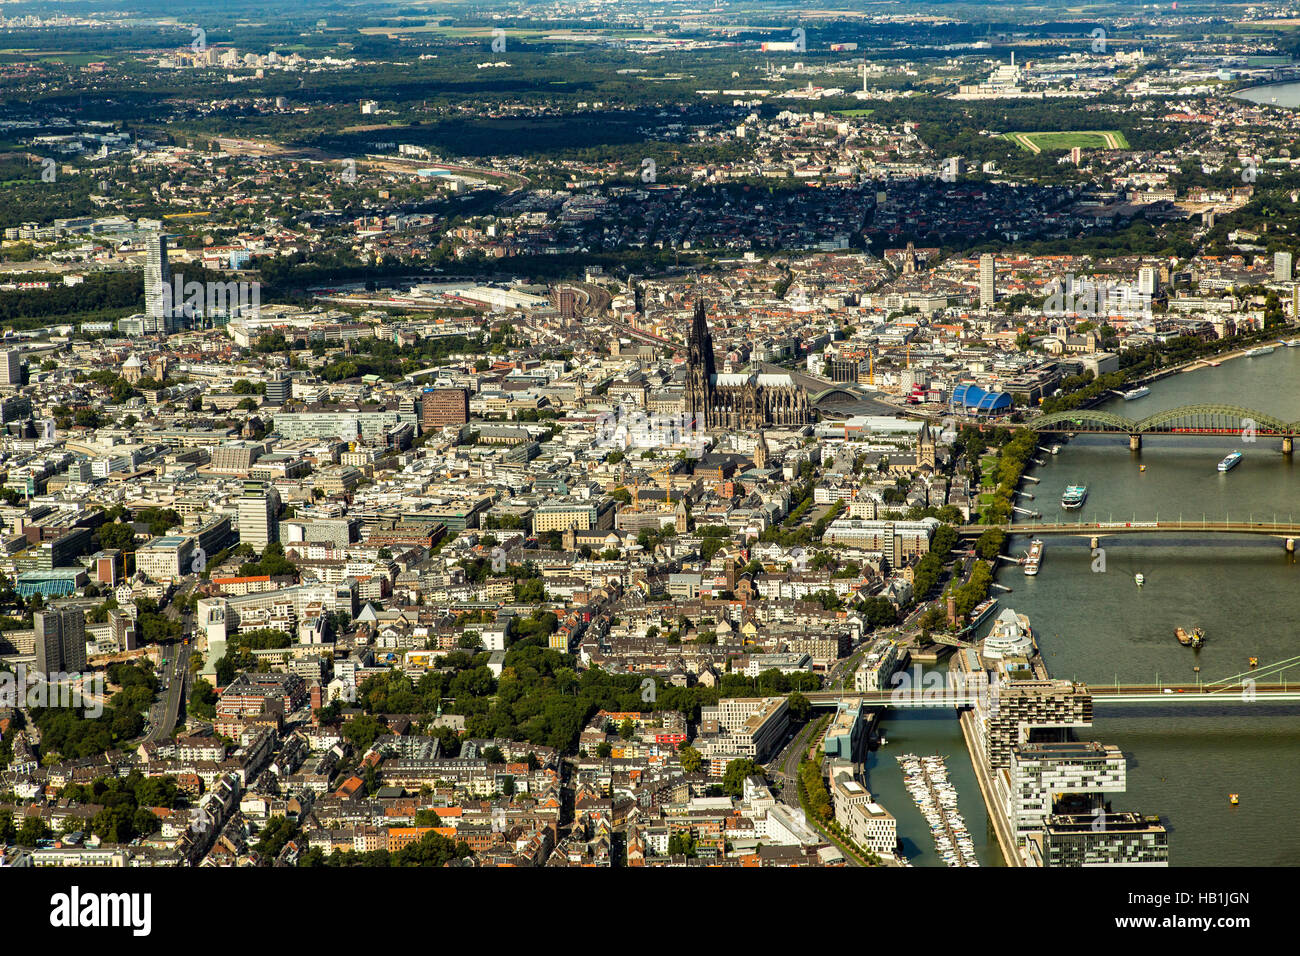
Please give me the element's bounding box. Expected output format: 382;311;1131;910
1030;404;1299;437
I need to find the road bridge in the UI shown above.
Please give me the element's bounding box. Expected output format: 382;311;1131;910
807;685;1300;708
807;657;1300;709
955;519;1300;545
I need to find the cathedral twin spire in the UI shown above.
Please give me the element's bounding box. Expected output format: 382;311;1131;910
684;299;810;429
688;300;717;384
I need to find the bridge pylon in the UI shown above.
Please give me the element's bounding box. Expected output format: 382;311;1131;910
1129;433;1141;451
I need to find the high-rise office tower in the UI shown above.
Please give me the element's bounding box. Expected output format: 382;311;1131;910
238;480;280;551
1137;266;1158;298
0;348;23;386
1274;250;1293;282
1042;813;1169;867
265;372;292;406
979;253;996;309
144;232;172;330
34;608;87;675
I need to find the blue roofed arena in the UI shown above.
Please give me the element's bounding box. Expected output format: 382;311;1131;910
951;383;1012;416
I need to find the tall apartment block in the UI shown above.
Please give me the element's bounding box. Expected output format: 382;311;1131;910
34;608;87;675
958;647;1169;866
979;253;996;309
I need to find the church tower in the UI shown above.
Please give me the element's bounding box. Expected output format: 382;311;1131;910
753;431;769;470
917;420;936;469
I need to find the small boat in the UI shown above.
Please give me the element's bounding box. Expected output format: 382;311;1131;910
1249;657;1259;668
1218;451;1243;472
1176;626;1205;648
1139;464;1146;472
1229;794;1240;806
1286;339;1300;348
1135;572;1145;587
1050;444;1061;454
1121;386;1150;401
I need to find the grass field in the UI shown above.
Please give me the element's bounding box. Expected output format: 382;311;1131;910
1003;130;1130;153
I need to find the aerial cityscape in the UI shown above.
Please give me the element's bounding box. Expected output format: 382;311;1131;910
0;0;1292;904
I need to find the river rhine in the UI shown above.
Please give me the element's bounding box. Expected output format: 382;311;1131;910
1236;81;1300;109
869;348;1300;865
995;346;1300;865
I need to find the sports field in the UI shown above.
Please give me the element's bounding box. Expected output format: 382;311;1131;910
1003;130;1130;153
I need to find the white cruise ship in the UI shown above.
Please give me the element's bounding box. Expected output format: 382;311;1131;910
1023;539;1044;576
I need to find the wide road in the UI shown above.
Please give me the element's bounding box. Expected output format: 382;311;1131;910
144;645;186;742
765;719;819;808
144;634;192;743
825;642;870;693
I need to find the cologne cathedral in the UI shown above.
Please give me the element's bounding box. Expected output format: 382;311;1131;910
683;301;811;430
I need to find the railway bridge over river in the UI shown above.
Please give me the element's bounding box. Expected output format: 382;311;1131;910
1028;403;1300;452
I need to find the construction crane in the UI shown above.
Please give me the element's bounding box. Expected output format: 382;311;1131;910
656;464;675;505
866;342;911;386
633;463;676;509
